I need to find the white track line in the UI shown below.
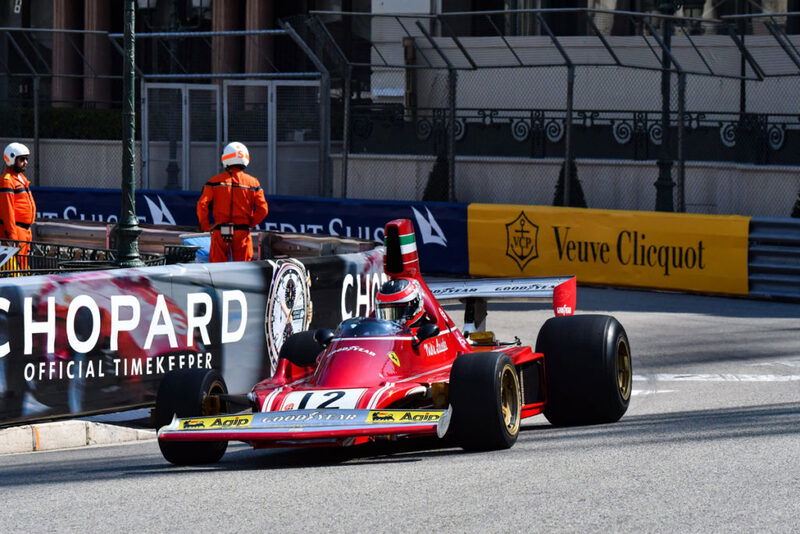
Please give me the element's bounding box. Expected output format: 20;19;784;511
747;360;800;368
631;389;675;396
634;374;800;382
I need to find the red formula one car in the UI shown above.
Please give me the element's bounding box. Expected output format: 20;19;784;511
156;219;632;465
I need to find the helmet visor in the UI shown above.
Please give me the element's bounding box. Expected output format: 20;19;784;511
376;295;421;323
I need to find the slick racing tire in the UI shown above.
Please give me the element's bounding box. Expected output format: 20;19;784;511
536;314;632;427
155;368;229;465
279;330;322;368
449;352;521;451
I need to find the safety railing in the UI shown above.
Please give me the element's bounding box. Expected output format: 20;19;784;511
748;217;800;300
0;239;166;278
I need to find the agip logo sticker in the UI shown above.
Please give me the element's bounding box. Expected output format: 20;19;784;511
366;410;443;423
179;414;253;430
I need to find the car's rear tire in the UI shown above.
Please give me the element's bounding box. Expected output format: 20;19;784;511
449;352;521;451
155;368;229;465
536;314;632;426
279;330;322;368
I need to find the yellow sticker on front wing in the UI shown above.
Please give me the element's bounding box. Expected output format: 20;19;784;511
366;410;443;423
179;414;253;430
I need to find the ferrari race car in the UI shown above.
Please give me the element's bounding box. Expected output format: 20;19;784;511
156;219;632;465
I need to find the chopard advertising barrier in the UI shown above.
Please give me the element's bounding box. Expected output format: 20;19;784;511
0;247;385;426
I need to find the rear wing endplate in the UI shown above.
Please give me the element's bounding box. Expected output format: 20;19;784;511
428;276;576;333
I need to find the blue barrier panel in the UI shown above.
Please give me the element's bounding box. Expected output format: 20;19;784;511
34;188;468;274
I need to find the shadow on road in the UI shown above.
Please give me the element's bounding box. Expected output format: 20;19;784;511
519;401;800;448
0;401;798;487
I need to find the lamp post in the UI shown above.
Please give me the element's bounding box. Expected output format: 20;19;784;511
654;1;678;212
116;0;144;267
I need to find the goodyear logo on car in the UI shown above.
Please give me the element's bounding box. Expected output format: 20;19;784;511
366;410;444;423
179;414;253;430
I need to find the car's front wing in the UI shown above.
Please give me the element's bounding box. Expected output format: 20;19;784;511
157;408;451;445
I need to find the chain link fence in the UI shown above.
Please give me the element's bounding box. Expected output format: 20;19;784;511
306;8;800;217
4;10;800;218
1;27;327;196
0;28;127;188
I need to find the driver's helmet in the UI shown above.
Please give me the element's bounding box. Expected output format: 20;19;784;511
375;278;424;326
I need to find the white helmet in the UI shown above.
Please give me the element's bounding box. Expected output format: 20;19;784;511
221;142;250;168
3;143;30;167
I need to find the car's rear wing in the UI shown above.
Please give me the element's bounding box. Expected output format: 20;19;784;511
428;276;576;333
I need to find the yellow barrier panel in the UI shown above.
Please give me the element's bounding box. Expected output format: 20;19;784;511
0;253;20;277
468;204;751;295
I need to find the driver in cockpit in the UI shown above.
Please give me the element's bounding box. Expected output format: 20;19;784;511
374;278;432;330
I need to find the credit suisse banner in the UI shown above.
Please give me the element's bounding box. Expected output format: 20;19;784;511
468;204;751;295
34;188;468;275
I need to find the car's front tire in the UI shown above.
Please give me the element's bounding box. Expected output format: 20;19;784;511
155;368;229;465
536;314;632;426
449;352;521;451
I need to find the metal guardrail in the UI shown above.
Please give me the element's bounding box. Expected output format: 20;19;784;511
0;219;384;277
0;239;166;278
748;217;800;300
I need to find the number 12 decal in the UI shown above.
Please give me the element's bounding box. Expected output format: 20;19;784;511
281;389;366;410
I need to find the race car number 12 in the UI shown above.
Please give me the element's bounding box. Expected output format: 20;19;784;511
298;391;343;409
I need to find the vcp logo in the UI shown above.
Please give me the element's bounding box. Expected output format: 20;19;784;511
505;211;539;271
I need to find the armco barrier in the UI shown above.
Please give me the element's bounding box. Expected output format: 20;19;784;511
0;245;385;426
748;217;800;300
34;187;468;274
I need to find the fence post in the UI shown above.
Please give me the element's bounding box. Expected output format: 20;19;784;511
342;65;351;198
319;70;332;197
565;64;574;206
654;5;676;212
677;71;686;213
33;75;40;187
448;67;457;202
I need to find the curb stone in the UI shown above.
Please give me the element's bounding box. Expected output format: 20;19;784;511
0;421;155;455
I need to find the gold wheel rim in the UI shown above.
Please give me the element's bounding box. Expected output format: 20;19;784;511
201;380;227;416
616;338;632;401
500;364;521;435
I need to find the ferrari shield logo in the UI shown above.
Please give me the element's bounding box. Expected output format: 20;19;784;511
505;211;539;271
388;351;400;367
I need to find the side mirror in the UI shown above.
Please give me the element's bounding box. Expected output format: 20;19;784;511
314;328;335;347
413;323;440;349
